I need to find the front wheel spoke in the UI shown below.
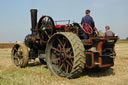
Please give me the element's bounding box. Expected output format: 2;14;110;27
17;56;22;65
19;58;23;65
18;47;22;52
13;55;18;59
15;52;19;56
14;59;19;65
14;48;18;52
16;58;20;65
16;50;23;56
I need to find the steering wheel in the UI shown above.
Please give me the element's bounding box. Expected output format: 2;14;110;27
82;23;93;34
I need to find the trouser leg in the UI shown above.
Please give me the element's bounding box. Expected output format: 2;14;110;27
83;33;89;39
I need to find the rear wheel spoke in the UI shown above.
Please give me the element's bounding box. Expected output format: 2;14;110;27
68;55;74;59
70;59;74;65
51;47;61;53
63;42;66;48
58;39;63;47
58;63;64;71
63;63;67;72
66;64;69;73
52;58;60;63
66;60;73;67
55;53;60;56
66;48;71;53
14;56;19;60
57;44;62;51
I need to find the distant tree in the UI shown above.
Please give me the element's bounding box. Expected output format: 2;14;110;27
126;37;128;40
118;36;120;40
99;30;102;32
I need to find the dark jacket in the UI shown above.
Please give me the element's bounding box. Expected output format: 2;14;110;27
81;15;95;28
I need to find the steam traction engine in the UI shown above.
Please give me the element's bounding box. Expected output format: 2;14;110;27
11;9;118;78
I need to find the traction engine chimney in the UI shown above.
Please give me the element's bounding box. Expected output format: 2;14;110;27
30;9;37;35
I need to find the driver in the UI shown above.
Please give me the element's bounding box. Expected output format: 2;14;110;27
81;9;96;39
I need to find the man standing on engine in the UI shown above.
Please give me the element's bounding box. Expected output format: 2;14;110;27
81;9;95;28
81;9;97;39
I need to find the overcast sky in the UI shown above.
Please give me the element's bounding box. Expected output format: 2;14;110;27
0;0;128;42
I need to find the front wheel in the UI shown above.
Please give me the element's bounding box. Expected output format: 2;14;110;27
11;43;29;68
46;32;86;78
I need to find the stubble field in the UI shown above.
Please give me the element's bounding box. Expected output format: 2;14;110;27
0;41;128;85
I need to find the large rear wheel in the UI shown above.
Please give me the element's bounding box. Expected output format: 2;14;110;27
46;32;85;78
